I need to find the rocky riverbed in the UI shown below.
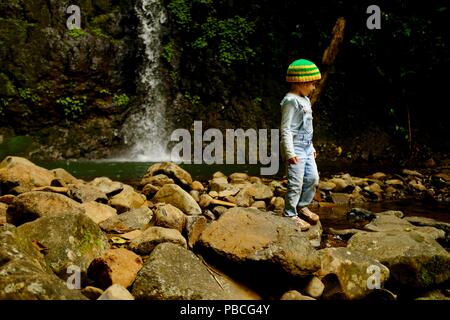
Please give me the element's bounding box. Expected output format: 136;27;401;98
0;156;449;300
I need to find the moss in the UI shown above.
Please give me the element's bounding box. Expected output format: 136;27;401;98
68;28;87;39
112;93;129;106
0;73;17;96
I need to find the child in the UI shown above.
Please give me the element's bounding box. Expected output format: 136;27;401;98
280;58;321;231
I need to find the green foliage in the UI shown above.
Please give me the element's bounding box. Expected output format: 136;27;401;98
167;0;256;66
18;88;39;103
56;96;87;120
184;92;201;106
68;28;86;39
113;93;129;106
162;41;176;64
0;98;8;117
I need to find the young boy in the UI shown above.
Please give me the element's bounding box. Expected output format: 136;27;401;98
280;58;321;231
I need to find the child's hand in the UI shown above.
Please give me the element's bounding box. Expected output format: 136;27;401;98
288;156;300;164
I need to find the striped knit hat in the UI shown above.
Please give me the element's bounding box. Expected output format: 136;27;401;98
286;59;321;82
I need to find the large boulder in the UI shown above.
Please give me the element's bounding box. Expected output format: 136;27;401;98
128;226;187;255
67;183;108;203
152;184;202;216
87;248;143;290
99;207;153;233
131;242;260;300
0;156;54;194
88;177;124;197
363;214;445;240
7;191;85;226
81;201;118;224
108;185;146;213
197;207;320;292
0;224;87;300
317;247;390;300
141;162;193;189
16;212;110;278
348;230;450;288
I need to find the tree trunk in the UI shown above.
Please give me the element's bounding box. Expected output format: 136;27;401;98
310;17;346;107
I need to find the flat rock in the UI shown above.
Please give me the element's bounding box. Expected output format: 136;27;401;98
0;156;54;194
152;184;201;216
197;207;320;278
7;191;85;226
99;207;153;233
142;162;193;189
128;226;187;255
317;247;390;300
81;201;117;224
131;242;259;300
348;230;450;288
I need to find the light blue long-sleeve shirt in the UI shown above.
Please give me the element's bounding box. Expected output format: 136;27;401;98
280;93;316;160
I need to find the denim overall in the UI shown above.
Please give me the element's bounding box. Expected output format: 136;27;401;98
280;93;319;218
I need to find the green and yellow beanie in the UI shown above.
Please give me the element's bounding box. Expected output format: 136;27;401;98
286;59;321;82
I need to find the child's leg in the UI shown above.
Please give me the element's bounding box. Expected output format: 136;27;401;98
297;153;319;208
283;160;306;217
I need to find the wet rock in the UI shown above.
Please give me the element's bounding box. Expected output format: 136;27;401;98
185;215;209;249
404;216;450;234
81;286;104;300
7;191;85;226
191;181;205;192
363;214;445;240
0;156;54;194
370;172;387;180
251;201;266;210
16;212;110;278
229;172;249;184
329;177;354;193
88;177;123;197
346;208;376;223
140;174;174;189
280;290;316;300
189;190;200;202
197;207;320;278
0;202;7;219
142;162;193;189
402;169;423;177
142;184;160;198
131;242;258;300
80;201;117;224
317;247;390;300
212;206;228;217
98;284;134;300
154;203;186;233
218;187;240;197
303;276;325;298
348;230;450;288
99;207;153;234
209;177;230;192
319;181;336;191
68;183;108;203
87;248;143;290
385;179;404;186
153;184;202;216
109;185;147;214
269;197;284;214
51;168;82;185
304;220;323;248
128;226;187;255
331;193;352;205
409;180;427;192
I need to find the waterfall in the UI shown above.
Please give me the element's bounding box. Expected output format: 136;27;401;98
118;0;173;162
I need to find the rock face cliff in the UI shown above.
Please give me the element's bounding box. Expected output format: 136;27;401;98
0;0;139;159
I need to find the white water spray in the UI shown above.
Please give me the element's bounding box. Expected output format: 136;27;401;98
118;0;172;161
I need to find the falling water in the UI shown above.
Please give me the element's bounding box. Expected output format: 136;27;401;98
119;0;173;161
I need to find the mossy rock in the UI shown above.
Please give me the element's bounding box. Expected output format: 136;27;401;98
16;212;110;279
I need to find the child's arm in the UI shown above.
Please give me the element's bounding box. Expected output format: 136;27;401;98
280;99;297;161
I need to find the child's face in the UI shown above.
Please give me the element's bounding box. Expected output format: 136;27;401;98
298;81;318;97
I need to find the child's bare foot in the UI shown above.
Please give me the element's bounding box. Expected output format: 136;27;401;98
299;207;320;224
290;216;311;231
